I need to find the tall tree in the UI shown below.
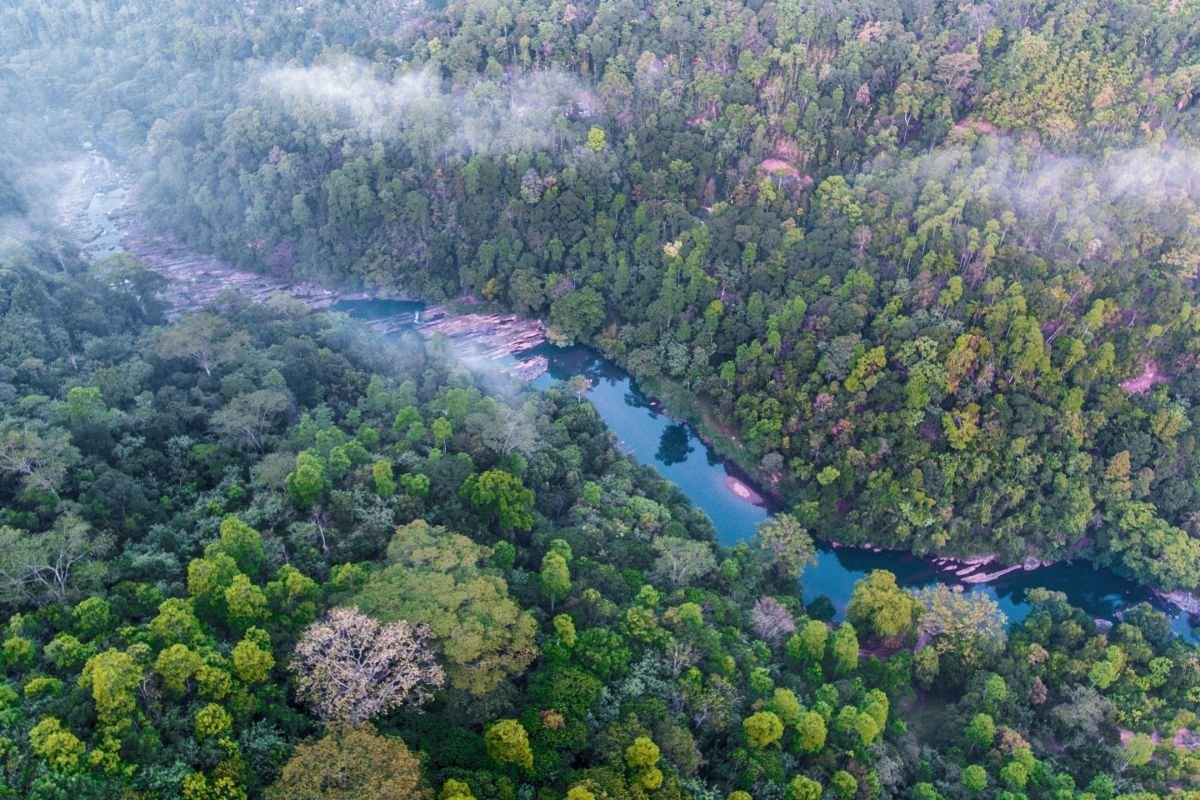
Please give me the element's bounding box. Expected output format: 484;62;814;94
266;724;433;800
291;607;444;725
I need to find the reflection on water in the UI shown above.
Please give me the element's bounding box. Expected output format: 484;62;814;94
528;343;774;541
656;424;694;466
331;302;1195;638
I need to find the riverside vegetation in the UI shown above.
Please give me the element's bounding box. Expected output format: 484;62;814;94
3;0;1200;798
7;0;1200;588
1;241;1199;800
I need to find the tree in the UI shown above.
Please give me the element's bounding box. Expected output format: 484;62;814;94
794;711;827;754
566;375;591;402
846;570;920;642
965;713;996;749
754;513;816;580
29;717;87;772
0;515;111;606
830;771;857;800
549;287;606;343
961;765;988;793
79;648;143;732
485;719;533;770
154;312;247;376
155;643;204;693
1121;732;1155;769
0;421;80;495
63;601;106;645
651;536;717;587
625;736;661;769
1104;501;1200;590
915;586;1006;672
540;551;571;612
751;596;797;643
195;703;233;738
355;521;538;695
224;574;268;629
373;460;396;497
1000;761;1029;789
787;620;828;664
286;452;328;509
460;470;535;533
266;724;433;800
744;711;785;748
911;783;943;800
441;779;477;800
90;253;167;322
211;516;267;578
432;417;453;453
830;623;859;675
291;607;444;725
981;673;1009;713
181;772;248;800
625;736;662;791
771;688;802;725
1051;685;1116;747
914;646;940;689
212;390;289;452
862;689;889;730
586;127;607;151
786;775;822;800
231;633;275;684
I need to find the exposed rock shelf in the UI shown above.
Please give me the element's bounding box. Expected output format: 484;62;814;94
57;152;548;381
416;307;546;361
124;227;340;314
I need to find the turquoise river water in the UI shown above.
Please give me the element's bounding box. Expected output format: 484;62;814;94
334;298;1196;638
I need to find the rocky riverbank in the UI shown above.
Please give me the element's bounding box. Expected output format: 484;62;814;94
57;150;548;380
1157;589;1200;616
54;149;1198;631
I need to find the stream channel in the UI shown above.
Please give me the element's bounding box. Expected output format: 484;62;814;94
70;151;1196;638
334;299;1197;638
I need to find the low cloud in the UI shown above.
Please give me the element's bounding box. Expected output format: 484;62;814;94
258;57;590;156
1103;147;1200;203
864;137;1200;265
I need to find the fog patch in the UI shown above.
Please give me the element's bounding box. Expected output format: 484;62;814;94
257;56;589;156
863;138;1200;267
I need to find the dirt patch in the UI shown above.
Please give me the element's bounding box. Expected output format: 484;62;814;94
759;158;799;177
758;158;810;185
1119;726;1200;751
1175;728;1200;749
953;117;998;135
1120;360;1171;394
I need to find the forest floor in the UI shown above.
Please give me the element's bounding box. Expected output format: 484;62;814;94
1120;360;1171;394
896;694;957;749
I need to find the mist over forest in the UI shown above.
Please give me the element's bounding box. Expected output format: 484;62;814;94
2;1;1200;799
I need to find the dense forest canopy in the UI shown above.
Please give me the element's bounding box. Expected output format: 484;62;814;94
1;237;1200;800
3;0;1200;798
7;0;1199;588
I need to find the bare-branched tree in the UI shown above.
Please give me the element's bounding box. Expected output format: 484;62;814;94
291;607;444;725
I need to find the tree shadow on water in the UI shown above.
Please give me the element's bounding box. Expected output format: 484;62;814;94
656;423;694;466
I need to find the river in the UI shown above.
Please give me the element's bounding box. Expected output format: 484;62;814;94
64;153;1195;638
333;299;1195;637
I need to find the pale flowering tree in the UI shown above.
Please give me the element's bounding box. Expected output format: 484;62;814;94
291;607;444;725
751;596;797;644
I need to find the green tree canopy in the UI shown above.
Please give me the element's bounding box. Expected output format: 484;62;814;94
356;521;538;695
